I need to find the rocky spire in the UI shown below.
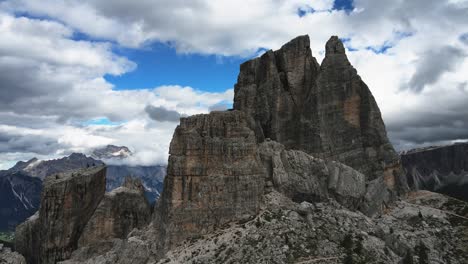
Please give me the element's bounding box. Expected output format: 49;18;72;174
325;35;346;55
234;34;405;190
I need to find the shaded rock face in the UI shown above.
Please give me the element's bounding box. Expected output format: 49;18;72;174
259;141;366;209
234;35;401;185
401;143;468;201
78;177;151;247
106;165;166;203
157;111;265;251
15;166;106;264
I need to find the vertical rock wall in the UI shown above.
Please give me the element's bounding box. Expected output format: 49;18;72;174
156;111;265;250
15;166;106;264
234;35;403;189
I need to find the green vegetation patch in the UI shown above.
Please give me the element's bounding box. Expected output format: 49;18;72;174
0;231;15;243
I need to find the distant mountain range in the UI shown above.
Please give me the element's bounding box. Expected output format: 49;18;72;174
0;145;165;232
0;171;41;231
91;145;132;160
401;142;468;201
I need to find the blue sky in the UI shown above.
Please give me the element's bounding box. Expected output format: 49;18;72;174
106;43;246;92
105;0;355;93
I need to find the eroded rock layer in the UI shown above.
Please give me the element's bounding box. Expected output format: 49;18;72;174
156;111;265;250
15;166;106;264
234;35;401;185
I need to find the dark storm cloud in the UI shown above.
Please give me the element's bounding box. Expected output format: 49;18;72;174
0;131;62;155
386;85;468;150
145;105;182;122
405;46;465;93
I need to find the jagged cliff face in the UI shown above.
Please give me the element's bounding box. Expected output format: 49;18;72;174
15;166;107;264
156;111;265;250
234;36;400;184
154;36;402;253
401;143;468;201
14;168;152;264
9;154;105;180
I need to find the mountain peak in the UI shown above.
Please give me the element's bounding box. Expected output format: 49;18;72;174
280;34;310;50
325;35;346;55
91;145;132;160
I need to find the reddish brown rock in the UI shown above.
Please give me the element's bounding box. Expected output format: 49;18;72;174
156;111;265;251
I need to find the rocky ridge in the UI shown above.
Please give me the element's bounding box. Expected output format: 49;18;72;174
15;35;467;264
401;142;468;201
7;154;104;180
15;166;107;264
14;167;154;264
1;152;165;234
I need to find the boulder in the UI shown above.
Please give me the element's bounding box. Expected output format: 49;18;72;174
259;141;366;211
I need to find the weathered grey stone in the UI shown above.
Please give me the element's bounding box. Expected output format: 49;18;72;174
259;141;366;211
0;246;26;264
15;166;106;264
158;190;468;264
156;110;265;252
360;177;392;216
78;177;151;248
